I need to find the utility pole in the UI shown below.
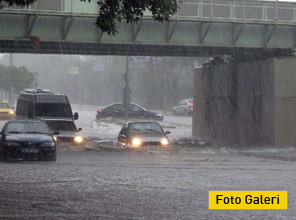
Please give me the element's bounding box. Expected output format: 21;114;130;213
9;54;15;106
78;72;82;108
123;56;131;121
163;58;167;113
9;53;13;67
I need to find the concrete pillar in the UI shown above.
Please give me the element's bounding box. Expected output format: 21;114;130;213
192;58;276;145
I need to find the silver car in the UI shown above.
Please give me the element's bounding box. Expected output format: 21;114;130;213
172;99;193;116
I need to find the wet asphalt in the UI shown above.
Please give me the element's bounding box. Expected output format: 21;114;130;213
0;150;295;220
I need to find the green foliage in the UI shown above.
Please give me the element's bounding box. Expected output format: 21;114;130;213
89;0;179;35
0;65;38;92
0;0;35;8
1;0;178;36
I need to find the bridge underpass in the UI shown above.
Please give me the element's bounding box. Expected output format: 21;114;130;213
1;0;296;146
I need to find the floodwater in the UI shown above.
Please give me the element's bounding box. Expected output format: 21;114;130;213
0;151;295;220
0;107;296;219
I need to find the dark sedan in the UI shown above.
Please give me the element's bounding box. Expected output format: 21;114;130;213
96;103;164;121
117;121;170;148
0;120;58;161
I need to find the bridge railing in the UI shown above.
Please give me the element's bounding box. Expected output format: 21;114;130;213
2;0;296;25
177;0;296;25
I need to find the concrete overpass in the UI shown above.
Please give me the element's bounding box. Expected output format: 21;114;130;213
2;0;296;146
0;0;296;57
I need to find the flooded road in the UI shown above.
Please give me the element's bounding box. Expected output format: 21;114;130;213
1;107;295;219
0;151;295;220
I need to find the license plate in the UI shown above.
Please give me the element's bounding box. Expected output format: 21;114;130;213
22;149;39;153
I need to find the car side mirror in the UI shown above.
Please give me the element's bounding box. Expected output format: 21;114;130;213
73;112;79;120
77;128;82;132
165;131;171;134
53;131;59;135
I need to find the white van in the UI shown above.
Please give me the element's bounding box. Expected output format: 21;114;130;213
16;89;84;145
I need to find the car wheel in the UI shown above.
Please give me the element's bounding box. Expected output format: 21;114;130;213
184;110;189;117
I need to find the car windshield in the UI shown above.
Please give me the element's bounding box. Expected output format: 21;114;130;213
5;122;50;134
0;103;10;108
129;122;163;134
35;103;72;118
45;120;77;132
188;100;193;104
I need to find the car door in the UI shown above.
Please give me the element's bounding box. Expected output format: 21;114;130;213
129;104;144;119
105;104;121;118
116;104;126;118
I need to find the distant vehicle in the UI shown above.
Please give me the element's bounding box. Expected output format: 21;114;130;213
172;99;193;116
15;89;84;145
96;103;164;121
117;121;170;148
0;120;58;161
0;100;15;120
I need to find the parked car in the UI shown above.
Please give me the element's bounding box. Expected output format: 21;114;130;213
15;89;84;145
96;103;164;121
117;121;170;148
172;99;193;116
0;100;15;120
0;120;58;161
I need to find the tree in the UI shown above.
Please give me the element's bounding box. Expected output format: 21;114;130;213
0;65;38;92
0;0;179;35
0;0;35;8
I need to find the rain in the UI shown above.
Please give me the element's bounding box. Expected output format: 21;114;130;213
0;0;295;219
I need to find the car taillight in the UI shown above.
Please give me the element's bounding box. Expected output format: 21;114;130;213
189;104;193;108
97;109;103;113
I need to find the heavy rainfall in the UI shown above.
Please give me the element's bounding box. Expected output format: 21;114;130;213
0;0;296;219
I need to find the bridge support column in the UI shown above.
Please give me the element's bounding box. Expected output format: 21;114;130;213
193;57;296;146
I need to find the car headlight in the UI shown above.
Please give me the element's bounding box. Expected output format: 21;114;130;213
131;137;142;148
5;141;20;147
40;142;55;147
53;136;57;142
160;138;169;146
9;110;14;115
156;113;162;117
74;135;84;144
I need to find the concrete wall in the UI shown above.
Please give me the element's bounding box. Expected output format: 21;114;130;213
274;58;296;146
193;59;275;145
193;57;296;146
